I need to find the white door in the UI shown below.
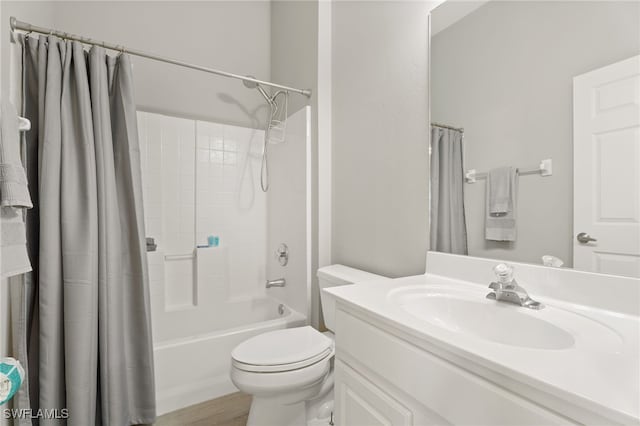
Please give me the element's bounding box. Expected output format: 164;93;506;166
573;55;640;278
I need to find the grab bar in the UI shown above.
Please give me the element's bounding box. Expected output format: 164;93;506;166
164;253;195;261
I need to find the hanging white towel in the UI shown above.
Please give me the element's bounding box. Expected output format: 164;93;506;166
0;99;32;208
488;166;513;215
1;211;31;278
485;167;518;241
0;98;33;278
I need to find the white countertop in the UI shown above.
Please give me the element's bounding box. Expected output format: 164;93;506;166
326;273;640;424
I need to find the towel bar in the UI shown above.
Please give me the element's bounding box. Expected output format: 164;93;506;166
465;158;552;183
164;253;195;261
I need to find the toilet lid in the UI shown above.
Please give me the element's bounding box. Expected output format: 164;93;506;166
232;326;333;373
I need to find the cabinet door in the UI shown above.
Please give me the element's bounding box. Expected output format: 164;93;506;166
335;360;413;426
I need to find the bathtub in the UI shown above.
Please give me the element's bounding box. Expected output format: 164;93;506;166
154;297;306;415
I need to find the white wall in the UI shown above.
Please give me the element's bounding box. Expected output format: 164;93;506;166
266;107;311;318
331;1;433;278
431;0;640;266
317;0;332;271
30;1;272;128
270;1;320;326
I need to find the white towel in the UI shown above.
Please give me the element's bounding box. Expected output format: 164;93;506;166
486;167;518;241
1;209;31;278
0;99;32;208
488;166;514;215
0;98;33;278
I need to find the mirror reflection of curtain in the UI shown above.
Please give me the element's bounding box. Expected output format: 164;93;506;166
430;126;468;254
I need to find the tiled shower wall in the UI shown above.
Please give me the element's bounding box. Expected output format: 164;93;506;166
195;121;267;299
137;111;267;342
139;113;196;312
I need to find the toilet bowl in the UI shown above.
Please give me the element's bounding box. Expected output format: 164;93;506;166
231;327;334;426
230;265;386;426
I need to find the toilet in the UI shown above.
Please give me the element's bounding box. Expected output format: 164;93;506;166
230;265;386;426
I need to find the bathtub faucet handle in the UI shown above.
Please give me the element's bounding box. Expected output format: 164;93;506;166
275;243;289;266
266;278;286;288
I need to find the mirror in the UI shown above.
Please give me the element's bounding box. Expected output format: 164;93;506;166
429;1;640;278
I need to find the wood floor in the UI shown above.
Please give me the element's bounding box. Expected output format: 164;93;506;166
156;392;252;426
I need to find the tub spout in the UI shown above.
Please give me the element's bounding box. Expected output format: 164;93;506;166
266;278;286;288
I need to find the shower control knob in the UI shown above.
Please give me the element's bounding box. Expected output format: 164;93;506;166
275;243;289;266
577;232;597;244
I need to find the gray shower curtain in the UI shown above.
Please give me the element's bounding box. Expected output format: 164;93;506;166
13;35;156;425
430;126;468;255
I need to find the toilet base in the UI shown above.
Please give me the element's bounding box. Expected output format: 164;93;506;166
236;347;336;426
245;371;334;426
305;368;334;424
305;391;334;426
247;397;306;426
246;394;334;426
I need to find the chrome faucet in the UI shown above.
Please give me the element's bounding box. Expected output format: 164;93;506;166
266;278;286;289
486;264;543;310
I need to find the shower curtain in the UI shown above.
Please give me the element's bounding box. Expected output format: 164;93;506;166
430;126;468;255
12;34;156;425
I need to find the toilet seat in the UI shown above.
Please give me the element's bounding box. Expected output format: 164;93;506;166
232;326;333;373
233;347;333;373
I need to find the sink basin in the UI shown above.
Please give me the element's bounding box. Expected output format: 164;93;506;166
389;286;623;351
400;294;574;349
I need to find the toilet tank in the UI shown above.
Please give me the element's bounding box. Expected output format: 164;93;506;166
317;265;386;331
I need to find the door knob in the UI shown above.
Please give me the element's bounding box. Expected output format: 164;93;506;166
577;232;597;244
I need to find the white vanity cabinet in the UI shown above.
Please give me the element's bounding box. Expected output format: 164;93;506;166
333;306;579;426
326;253;640;425
334;360;414;426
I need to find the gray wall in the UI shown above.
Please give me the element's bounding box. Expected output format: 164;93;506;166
270;1;320;326
1;2;55;95
431;1;640;266
271;1;317;115
10;1;272;128
332;1;431;278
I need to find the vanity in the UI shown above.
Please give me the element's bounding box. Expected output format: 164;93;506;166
324;252;640;425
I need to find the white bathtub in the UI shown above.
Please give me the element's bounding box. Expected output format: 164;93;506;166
154;297;306;415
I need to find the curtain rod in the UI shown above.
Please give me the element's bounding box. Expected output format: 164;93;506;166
431;122;464;133
10;16;312;98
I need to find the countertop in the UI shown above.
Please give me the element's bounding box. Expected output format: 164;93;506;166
326;273;640;424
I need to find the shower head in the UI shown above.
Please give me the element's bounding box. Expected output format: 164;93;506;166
243;76;275;106
242;77;258;89
242;77;289;193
